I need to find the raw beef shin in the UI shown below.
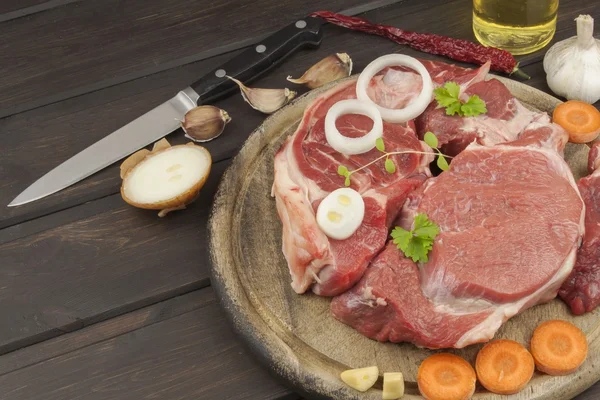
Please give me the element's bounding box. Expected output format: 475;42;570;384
370;60;564;157
331;137;584;348
560;142;600;314
272;79;432;296
415;62;558;156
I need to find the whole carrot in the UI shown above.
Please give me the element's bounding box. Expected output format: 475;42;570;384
311;11;529;78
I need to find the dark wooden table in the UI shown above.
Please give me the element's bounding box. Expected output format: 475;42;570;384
1;0;599;399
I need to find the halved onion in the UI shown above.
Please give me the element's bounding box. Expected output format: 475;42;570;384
120;139;211;217
324;99;383;155
356;54;433;123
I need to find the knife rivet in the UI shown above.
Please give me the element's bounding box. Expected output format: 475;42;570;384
255;44;266;53
295;20;307;29
215;69;226;78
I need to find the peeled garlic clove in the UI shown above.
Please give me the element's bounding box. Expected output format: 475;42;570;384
340;366;379;392
120;140;212;217
182;105;231;142
288;53;353;89
227;76;296;114
382;372;404;399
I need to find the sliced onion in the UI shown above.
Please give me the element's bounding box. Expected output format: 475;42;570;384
356;54;433;123
324;99;383;155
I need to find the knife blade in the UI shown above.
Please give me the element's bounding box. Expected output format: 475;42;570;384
9;17;324;207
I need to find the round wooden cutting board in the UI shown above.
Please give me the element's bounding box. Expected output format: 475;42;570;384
209;74;598;400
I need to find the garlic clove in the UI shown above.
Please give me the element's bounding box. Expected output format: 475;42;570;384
226;76;296;114
181;105;231;142
544;15;600;104
287;53;353;89
120;139;212;217
340;366;379;392
382;372;405;399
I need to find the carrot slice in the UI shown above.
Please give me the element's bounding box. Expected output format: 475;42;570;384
530;320;588;376
553;100;600;144
475;339;534;395
417;353;476;400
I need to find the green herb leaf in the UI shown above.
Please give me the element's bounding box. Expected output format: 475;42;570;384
460;94;487;117
385;158;396;174
434;82;460;108
445;81;460;99
445;101;462;116
406;237;432;263
344;176;351;187
413;213;440;239
436;154;449;171
434;81;487;118
337;165;349;177
391;226;412;253
391;213;440;263
375;137;385;152
423;132;439;149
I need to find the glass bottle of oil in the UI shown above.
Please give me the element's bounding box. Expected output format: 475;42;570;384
473;0;559;55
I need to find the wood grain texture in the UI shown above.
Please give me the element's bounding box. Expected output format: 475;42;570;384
0;290;210;376
0;287;296;400
0;0;372;116
0;0;82;23
0;158;230;355
209;75;599;400
0;0;49;15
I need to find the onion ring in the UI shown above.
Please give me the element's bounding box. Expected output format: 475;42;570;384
324;99;384;155
356;54;433;123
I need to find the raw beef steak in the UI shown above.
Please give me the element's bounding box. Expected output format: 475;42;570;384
560;142;600;315
332;136;584;348
272;79;432;296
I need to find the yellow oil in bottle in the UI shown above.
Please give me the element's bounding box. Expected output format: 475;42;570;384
473;0;559;55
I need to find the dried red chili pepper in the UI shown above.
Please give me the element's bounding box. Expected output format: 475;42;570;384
311;11;529;79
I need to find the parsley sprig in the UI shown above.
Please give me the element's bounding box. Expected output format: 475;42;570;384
391;213;440;263
434;82;487;117
337;133;450;186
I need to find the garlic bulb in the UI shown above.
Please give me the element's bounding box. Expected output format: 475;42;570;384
544;15;600;104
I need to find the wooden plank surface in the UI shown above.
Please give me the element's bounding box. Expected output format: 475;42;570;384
0;0;372;117
0;158;231;355
0;287;297;400
0;0;49;16
1;0;599;399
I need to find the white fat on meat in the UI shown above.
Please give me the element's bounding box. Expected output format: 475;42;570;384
459;101;544;145
455;246;578;347
272;139;332;293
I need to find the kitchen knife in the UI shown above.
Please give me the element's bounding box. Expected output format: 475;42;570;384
8;17;323;207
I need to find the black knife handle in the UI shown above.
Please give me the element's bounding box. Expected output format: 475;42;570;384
191;16;323;105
